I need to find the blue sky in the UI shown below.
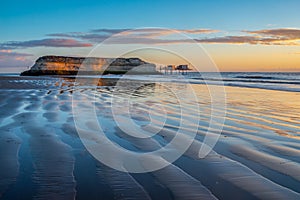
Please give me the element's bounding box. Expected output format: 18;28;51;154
1;0;300;72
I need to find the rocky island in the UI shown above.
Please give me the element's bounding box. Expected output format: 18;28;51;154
20;55;159;76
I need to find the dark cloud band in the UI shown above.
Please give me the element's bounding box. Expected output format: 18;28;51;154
0;38;92;49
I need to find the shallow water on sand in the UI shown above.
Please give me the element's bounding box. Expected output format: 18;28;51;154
0;75;299;200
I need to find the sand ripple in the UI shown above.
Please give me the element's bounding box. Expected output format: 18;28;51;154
0;76;299;199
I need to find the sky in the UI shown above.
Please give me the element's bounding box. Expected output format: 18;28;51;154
1;0;300;72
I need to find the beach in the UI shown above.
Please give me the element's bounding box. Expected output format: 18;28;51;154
0;74;299;200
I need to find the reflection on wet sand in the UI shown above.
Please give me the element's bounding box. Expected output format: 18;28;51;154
0;76;299;199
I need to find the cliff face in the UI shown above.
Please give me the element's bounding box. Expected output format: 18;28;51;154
21;56;158;76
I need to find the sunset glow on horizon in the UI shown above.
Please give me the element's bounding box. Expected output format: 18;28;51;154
1;0;300;72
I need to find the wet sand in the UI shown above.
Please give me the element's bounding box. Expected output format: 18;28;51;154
0;76;299;200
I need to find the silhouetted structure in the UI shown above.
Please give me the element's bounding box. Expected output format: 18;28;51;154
161;64;191;75
175;64;190;74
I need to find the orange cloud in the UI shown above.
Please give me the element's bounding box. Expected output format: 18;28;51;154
245;28;300;39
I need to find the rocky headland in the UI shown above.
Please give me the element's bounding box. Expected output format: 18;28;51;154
20;55;159;76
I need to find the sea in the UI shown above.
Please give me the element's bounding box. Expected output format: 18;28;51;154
113;72;300;92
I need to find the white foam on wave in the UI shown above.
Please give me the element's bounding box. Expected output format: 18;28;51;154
83;73;300;92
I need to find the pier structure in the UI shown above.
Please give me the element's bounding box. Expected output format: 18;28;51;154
160;64;190;75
